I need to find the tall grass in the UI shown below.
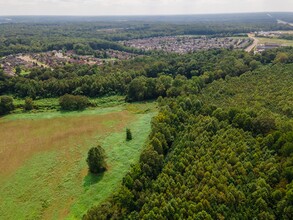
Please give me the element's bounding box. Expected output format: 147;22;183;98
0;102;156;220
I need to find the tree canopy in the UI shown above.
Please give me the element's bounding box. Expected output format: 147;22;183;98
84;49;293;220
0;96;14;115
86;146;107;174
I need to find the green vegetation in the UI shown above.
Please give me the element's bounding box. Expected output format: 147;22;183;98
126;128;133;141
1;15;293;219
0;95;14;115
24;97;34;111
1;46;293;219
0;101;156;220
2;47;292;106
0;50;263;100
200;64;293;117
11;96;125;113
1;13;293;56
84;52;293;219
257;37;293;46
15;66;21;75
87;146;107;174
59;94;89;111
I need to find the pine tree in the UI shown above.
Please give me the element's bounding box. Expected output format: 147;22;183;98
126;128;132;141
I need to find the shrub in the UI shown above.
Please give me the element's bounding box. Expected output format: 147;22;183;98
126;128;132;141
59;94;89;111
0;96;14;115
15;66;21;75
86;145;107;174
24;97;34;111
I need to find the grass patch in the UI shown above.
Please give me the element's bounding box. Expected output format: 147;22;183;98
12;95;126;113
13;98;59;112
5;106;123;121
256;37;293;46
68;112;155;219
20;69;31;76
90;95;125;107
0;101;156;220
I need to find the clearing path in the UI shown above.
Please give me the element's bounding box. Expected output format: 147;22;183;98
277;19;293;27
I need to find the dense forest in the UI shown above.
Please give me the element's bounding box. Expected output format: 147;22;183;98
83;50;293;219
1;47;293;101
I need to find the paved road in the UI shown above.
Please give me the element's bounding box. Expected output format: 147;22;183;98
245;33;259;53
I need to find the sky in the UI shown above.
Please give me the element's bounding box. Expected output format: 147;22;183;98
0;0;293;16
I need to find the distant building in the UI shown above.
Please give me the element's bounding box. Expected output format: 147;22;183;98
256;43;281;53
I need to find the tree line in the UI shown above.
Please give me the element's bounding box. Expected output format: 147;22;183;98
1;48;293;115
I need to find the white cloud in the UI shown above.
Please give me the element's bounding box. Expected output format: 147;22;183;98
0;0;292;15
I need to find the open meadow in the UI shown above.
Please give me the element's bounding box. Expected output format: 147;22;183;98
0;100;156;220
257;37;293;46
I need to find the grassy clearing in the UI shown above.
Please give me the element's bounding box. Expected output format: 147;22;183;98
20;69;31;76
0;101;156;220
68;112;155;219
256;37;293;46
0;110;132;176
6;105;123;121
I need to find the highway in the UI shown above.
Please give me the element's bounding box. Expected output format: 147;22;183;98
245;33;259;53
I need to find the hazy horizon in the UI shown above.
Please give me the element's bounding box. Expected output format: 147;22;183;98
0;11;293;17
0;0;292;16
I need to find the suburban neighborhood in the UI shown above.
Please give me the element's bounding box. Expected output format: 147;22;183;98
122;36;252;53
2;32;293;76
0;49;137;76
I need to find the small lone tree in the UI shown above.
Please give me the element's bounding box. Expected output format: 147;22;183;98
86;145;107;174
0;96;14;115
59;94;89;111
24;97;34;111
126;128;132;141
15;66;21;75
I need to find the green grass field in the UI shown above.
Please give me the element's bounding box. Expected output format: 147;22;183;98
0;100;156;220
257;37;293;46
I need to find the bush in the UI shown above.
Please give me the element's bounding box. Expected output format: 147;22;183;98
0;96;14;115
86;145;107;174
24;97;34;111
59;94;89;111
126;128;132;141
15;66;21;75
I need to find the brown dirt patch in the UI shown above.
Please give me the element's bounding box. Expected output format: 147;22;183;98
0;110;134;178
